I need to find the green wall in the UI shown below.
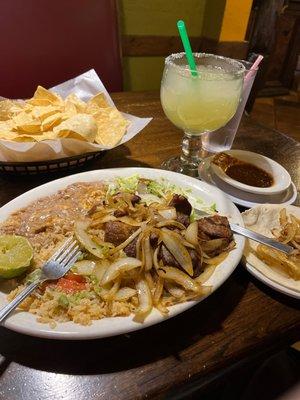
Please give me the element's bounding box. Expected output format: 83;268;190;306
119;0;207;91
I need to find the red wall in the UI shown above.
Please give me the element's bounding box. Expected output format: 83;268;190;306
0;0;123;98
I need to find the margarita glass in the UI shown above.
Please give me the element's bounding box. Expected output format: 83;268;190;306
160;53;245;176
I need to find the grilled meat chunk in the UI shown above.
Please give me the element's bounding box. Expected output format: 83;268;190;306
131;194;141;205
176;212;190;227
150;232;159;247
159;245;180;268
189;248;204;278
169;194;192;227
197;215;232;240
104;221;137;246
169;194;192;216
113;209;128;217
87;201;105;216
159;244;202;278
124;236;138;257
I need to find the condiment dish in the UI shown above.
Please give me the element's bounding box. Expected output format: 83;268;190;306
210;150;291;195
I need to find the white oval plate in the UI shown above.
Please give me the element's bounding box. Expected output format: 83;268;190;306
242;205;300;299
0;168;245;340
211;150;291;195
199;157;297;208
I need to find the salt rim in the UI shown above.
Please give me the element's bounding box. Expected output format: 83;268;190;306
165;52;245;80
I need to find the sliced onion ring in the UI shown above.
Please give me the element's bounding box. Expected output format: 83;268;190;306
134;278;153;319
144;236;152;271
185;221;199;246
75;221;104;259
93;260;109;282
156;220;186;230
117;216;146;226
158;207;177;220
160;230;193;276
101;257;142;285
114;287;137;301
153;246;161;270
195;264;216;284
74;260;96;275
164;281;185;298
158;266;200;293
153;276;164;305
90;215;117;226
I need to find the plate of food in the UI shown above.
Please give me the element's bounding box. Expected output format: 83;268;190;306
242;205;300;298
0;168;245;339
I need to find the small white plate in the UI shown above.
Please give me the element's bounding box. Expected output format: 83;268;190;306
0;167;245;340
199;157;297;208
242;204;300;299
211;150;291;195
244;261;300;299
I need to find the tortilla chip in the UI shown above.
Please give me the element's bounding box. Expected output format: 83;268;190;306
53;113;97;142
12;112;41;133
94;108;129;147
85;102;102;115
88;93;110;108
65;94;86;113
31;105;61;121
0;100;24;120
41;113;64;131
0;130;19;140
14;131;59;142
27;86;62;106
0;120;14;131
64;101;77;117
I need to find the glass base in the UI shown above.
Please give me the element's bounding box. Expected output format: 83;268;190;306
161;156;200;177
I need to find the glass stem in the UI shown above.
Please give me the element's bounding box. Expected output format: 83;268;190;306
180;132;202;170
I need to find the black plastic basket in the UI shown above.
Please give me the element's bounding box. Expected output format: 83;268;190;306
0;151;105;175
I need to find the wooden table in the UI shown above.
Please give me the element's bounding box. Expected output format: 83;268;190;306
0;92;299;400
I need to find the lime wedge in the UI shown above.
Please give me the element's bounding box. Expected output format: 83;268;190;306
0;235;33;279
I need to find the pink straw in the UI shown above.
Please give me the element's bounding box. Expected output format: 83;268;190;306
245;55;263;81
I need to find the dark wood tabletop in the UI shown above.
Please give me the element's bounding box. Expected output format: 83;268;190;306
0;92;299;400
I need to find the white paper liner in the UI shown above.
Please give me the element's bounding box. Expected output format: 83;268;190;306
0;69;152;162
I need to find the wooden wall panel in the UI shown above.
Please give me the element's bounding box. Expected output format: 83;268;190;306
122;35;249;59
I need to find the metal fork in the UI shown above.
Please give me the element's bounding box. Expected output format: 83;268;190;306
0;237;81;323
195;209;294;255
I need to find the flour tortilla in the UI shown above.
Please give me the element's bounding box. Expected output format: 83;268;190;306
242;204;300;292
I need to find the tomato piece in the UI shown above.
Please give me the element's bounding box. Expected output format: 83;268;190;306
64;272;86;284
56;277;86;293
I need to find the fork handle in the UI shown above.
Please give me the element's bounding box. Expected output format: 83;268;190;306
0;280;40;323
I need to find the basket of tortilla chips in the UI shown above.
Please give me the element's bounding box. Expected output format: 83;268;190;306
0;70;151;174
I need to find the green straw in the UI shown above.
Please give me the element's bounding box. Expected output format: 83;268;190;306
177;20;198;77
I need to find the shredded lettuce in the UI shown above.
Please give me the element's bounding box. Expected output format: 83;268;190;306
58;294;69;308
106;174;216;215
115;175;139;193
147;181;167;198
210;203;217;213
69;290;95;303
24;269;41;284
190;209;197;223
93;285;102;297
88;275;98;285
